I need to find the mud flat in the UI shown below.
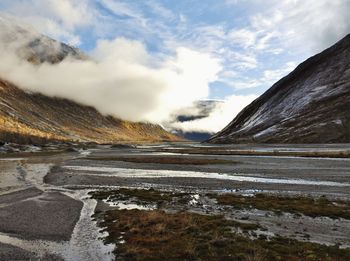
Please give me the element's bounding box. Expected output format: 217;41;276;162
0;151;114;260
0;191;82;241
1;143;350;260
0;242;63;261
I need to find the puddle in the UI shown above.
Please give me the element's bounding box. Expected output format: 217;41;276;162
189;194;200;205
79;150;92;156
215;189;265;197
105;201;156;210
63;166;350;187
102;195;156;210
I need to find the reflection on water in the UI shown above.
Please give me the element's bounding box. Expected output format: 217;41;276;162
63;165;350;187
104;200;156;210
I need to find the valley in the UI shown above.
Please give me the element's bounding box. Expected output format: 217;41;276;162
1;4;350;260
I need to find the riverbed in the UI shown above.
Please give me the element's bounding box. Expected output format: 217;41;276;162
1;143;350;260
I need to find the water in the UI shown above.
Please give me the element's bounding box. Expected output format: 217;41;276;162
63;165;350;187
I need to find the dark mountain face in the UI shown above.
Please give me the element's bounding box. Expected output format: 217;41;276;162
208;34;350;144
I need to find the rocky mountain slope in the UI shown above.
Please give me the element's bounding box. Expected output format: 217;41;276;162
0;15;180;144
0;78;179;144
208;34;350;144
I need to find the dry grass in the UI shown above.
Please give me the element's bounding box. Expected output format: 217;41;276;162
96;209;350;261
91;189;350;260
0;79;182;144
210;193;350;219
90;188;183;204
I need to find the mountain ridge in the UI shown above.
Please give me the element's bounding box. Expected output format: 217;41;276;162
0;78;180;144
208;33;350;143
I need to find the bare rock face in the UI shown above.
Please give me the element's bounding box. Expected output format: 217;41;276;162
208;34;350;144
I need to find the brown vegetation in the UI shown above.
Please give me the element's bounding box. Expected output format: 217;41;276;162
91;188;350;260
159;147;350;158
90;188;183;204
211;193;350;219
86;156;237;165
0;79;181;144
96;209;350;261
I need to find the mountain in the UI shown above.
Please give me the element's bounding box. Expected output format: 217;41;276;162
0;78;180;144
167;100;222;141
208;34;350;144
0;14;87;63
0;16;180;144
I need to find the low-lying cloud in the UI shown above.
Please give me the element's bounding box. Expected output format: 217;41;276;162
0;16;262;135
167;95;257;133
0;28;222;125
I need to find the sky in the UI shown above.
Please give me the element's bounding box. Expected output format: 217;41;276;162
0;0;350;133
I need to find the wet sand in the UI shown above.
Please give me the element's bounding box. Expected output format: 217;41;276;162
0;191;82;241
0;242;63;261
0;152;113;260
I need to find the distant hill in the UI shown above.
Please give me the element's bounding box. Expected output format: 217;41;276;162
208;34;350;144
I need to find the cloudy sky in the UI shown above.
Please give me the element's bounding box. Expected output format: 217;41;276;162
0;0;349;133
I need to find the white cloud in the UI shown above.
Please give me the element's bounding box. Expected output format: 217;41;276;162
221;0;350;94
144;1;176;20
21;16;82;46
228;29;257;49
168;95;258;133
249;0;350;52
1;0;349;135
262;61;297;84
223;79;261;90
219;61;296;90
0;0;95;45
99;0;147;27
0;31;221;124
